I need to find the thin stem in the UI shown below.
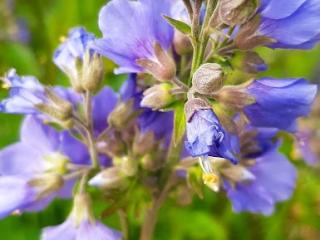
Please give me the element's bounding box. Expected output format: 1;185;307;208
139;173;177;240
118;209;129;240
83;91;99;169
172;77;189;92
182;0;193;20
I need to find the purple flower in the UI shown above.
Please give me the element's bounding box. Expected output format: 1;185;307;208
93;0;173;74
244;78;317;131
0;116;89;218
41;194;121;240
0;69;79;118
54;27;96;82
0;69;46;114
185;99;239;164
224;146;297;215
258;0;320;49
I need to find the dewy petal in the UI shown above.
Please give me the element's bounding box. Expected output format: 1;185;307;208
244;78;318;131
224;147;297;215
0;175;36;219
259;0;320;48
93;0;173;74
186;109;239;164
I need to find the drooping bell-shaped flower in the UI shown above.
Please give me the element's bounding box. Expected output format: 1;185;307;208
41;193;121;240
184;98;239;164
93;0;174;75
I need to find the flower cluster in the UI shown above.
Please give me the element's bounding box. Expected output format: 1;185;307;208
0;0;319;239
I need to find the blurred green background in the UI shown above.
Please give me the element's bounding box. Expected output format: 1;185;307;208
1;0;320;239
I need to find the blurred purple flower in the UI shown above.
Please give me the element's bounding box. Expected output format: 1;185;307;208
244;78;317;131
93;0;173;74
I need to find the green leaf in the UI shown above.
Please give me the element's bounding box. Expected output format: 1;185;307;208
173;102;186;146
163;15;191;34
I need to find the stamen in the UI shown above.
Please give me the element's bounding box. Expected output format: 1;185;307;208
199;156;220;192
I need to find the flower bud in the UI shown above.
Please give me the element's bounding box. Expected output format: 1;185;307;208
141;83;174;110
215;86;255;110
136;43;176;82
108;99;137;129
113;156;138;177
133;131;156;156
192;63;224;95
89;167;128;190
82;52;104;92
242;51;267;74
173;30;192;55
218;0;258;26
184;98;211;121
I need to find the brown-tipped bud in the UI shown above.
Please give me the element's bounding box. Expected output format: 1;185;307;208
173;30;192;55
136;43;176;82
141;83;174;110
184;98;211;121
108;100;136;129
82;52;104;92
215;86;255;110
114;156;138;177
89;167;128;190
29;173;64;200
242;51;267;74
192;63;224;95
218;0;258;26
133;131;156;156
141;151;165;172
234;16;276;50
45;88;73;119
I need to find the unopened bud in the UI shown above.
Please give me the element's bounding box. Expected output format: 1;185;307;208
221;165;255;183
71;193;94;224
141;83;174;110
215;86;255;109
235;16;275;50
184;98;211;121
141;151;165;172
97;130;126;157
192;63;224;95
136;43;176;82
218;0;258;26
108;100;137;129
173;30;192;55
133;131;156;156
114;156;138;177
82;52;104;92
89;167;128;190
242;51;267;73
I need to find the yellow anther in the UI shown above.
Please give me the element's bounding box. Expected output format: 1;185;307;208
202;173;220;192
2;83;10;89
202;173;219;185
59;36;66;43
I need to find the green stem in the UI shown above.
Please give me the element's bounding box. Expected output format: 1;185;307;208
83;91;99;169
118;210;129;240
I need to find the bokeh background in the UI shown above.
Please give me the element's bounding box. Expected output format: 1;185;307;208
1;0;320;239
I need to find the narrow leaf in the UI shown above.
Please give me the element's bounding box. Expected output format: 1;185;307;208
163;15;191;34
